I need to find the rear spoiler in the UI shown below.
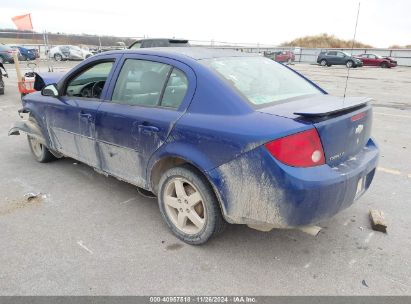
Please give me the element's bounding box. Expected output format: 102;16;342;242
294;96;372;117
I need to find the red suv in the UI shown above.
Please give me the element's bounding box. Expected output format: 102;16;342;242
355;54;397;68
264;51;295;64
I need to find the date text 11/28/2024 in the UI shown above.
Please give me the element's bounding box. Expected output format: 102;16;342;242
149;296;256;303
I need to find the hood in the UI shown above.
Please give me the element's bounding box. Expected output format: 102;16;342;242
383;56;396;62
33;72;66;91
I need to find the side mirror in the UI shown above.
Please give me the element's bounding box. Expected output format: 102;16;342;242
42;84;59;97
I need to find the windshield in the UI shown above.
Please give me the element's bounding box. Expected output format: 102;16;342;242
130;42;142;49
202;57;322;106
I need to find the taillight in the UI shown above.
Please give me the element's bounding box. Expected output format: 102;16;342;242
351;112;366;121
265;129;325;167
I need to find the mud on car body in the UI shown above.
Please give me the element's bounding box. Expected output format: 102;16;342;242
9;48;379;244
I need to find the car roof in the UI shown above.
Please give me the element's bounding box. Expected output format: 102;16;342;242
98;47;257;61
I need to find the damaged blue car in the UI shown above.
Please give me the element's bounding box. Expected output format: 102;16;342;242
9;48;379;244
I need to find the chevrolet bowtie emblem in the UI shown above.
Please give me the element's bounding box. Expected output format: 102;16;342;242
355;124;364;135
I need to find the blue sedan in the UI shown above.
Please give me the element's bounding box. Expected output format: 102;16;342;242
9;48;379;244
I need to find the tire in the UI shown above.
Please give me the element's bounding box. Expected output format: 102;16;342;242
381;62;389;68
346;60;354;68
54;53;63;61
158;165;226;245
0;79;4;95
26;118;56;163
320;59;328;66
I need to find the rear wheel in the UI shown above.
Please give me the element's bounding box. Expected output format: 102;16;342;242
320;59;328;66
158;165;226;245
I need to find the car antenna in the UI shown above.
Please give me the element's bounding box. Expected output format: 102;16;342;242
343;1;361;99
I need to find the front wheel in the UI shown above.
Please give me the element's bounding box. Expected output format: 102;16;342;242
381;62;389;68
54;54;63;61
346;60;354;68
27;135;56;163
158;165;226;245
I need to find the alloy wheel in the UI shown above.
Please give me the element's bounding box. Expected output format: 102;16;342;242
163;177;206;235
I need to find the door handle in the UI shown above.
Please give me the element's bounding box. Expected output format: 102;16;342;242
138;124;160;134
79;112;93;122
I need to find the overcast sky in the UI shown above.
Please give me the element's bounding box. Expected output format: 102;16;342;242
1;0;410;47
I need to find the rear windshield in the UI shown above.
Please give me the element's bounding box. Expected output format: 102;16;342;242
202;57;322;106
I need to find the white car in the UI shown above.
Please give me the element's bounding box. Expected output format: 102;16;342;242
49;45;93;61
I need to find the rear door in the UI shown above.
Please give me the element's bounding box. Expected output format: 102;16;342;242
46;55;120;167
95;54;195;187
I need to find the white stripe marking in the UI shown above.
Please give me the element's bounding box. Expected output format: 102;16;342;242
377;167;401;175
119;197;137;205
374;112;411;119
364;232;374;244
77;241;93;254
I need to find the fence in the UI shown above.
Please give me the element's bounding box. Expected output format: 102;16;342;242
5;42;411;67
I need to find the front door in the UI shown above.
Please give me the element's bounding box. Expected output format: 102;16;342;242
95;55;193;188
46;59;117;167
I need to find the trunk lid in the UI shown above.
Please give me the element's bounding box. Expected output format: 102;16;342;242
257;94;373;166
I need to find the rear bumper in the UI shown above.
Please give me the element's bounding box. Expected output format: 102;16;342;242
208;138;379;228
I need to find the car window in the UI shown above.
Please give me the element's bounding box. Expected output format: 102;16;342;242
130;42;142;49
369;55;376;59
327;51;337;56
202;56;321;106
65;61;114;99
151;40;169;47
336;52;345;58
111;59;172;107
161;68;188;109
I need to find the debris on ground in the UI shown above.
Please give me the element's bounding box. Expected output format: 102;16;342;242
298;225;322;236
24;192;46;203
369;209;387;233
362;279;369;288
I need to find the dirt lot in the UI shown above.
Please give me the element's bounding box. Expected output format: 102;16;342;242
0;60;410;295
